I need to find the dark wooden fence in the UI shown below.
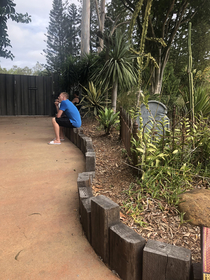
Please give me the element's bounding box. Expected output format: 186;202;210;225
120;107;132;157
120;107;139;168
0;74;53;116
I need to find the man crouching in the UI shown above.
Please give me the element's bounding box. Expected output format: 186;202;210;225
48;92;81;145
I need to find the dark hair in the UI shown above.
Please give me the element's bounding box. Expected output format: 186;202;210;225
74;91;79;97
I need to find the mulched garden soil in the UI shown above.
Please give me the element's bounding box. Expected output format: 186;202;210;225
82;117;202;263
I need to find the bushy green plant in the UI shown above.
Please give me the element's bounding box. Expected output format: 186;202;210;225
194;87;210;117
130;113;210;207
121;183;147;226
130;119;191;206
80;82;107;116
189;116;210;170
180;86;210;118
92;31;139;112
117;88;138;112
98;107;120;135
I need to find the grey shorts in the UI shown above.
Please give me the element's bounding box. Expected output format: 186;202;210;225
55;116;75;128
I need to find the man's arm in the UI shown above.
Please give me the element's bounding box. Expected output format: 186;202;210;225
54;99;60;113
56;110;63;118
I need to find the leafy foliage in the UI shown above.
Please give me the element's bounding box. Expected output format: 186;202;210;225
77;53;99;88
92;31;138;111
0;62;47;76
181;86;210;119
0;0;31;59
171;2;210;74
130;112;210;207
60;55;80;92
93;32;138;89
43;1;80;73
98;107;120;134
80;81;106;116
121;0;208;94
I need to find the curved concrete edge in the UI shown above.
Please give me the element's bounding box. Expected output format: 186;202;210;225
64;127;196;280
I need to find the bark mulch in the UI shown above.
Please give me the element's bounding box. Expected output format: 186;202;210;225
81;117;201;263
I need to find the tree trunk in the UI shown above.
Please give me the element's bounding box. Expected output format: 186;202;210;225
81;0;90;56
95;0;106;53
99;0;105;52
112;79;118;113
151;46;170;95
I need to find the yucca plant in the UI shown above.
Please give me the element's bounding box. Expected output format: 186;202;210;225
92;31;139;113
181;86;210;118
194;86;210;117
80;81;107;116
98;107;120;134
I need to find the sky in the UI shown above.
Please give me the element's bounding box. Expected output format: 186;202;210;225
0;0;80;70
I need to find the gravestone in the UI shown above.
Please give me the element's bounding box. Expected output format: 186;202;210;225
137;100;170;136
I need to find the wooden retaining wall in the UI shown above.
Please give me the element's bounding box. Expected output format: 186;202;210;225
64;126;201;280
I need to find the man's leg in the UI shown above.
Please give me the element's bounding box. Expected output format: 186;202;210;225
60;127;65;139
51;117;61;143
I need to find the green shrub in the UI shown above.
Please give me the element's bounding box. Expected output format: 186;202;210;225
80;82;107;116
98;107;120;135
130;113;210;207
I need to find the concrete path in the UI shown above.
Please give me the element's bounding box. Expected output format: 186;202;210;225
0;117;118;280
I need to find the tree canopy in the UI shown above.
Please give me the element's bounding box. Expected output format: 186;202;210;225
120;0;209;94
0;0;31;59
43;0;80;73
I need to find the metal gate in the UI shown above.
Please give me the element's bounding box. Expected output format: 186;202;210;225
0;74;53;116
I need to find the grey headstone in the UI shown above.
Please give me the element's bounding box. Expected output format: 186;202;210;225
137;100;170;136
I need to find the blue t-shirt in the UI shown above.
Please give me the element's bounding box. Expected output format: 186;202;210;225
60;99;81;128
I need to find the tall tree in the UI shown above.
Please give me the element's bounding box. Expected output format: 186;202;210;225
66;4;81;56
81;0;90;56
44;0;68;73
105;0;132;36
94;0;105;52
90;0;98;53
0;0;31;59
189;3;210;71
166;2;210;89
121;0;208;94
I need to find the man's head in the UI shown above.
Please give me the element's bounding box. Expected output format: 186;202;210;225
58;92;69;102
74;91;79;98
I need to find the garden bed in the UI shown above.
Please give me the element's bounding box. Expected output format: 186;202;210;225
82;117;202;263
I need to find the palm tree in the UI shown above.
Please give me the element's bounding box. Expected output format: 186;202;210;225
92;32;138;112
